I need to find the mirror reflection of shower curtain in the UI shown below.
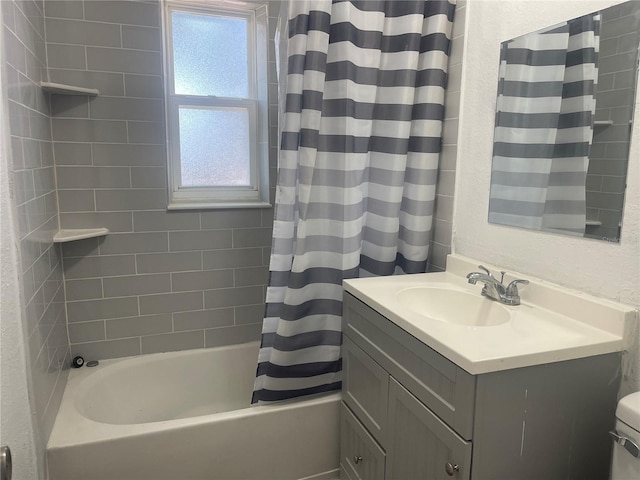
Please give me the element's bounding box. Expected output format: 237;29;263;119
489;14;600;235
252;0;455;403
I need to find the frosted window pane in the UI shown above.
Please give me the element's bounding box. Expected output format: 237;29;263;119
179;107;251;187
172;12;248;97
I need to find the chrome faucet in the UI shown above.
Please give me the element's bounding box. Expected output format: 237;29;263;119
466;265;529;305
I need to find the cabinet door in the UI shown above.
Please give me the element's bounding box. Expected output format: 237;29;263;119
343;335;389;445
386;378;471;480
344;293;476;440
340;403;386;480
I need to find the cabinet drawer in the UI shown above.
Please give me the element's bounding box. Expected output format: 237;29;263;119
344;292;476;440
386;378;472;480
343;336;389;446
340;403;386;480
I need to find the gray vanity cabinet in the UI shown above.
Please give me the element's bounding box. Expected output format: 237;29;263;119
340;292;621;480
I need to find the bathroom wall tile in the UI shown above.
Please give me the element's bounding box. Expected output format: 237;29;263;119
84;1;160;27
133;210;200;232
33;167;54;196
141;331;205;354
261;208;274;228
139;291;203;315
136;251;201;273
52;119;128;142
30;110;53;142
4;28;27;74
442;117;459;145
204;324;262;348
46;43;86;69
9;101;31;138
48;69;126;97
126;121;165;144
204;286;264;309
106;314;173;339
173;308;234;331
434;194;454;223
92;143;165;167
53;143;92;166
71;338;141;361
433;219;453;246
130;167;167;188
65;279;103;301
171;269;234;292
235;304;265;326
60;239;101;261
99;232;168;255
95;189;167;211
169;230;233;252
67;297;139;322
63;255;136;280
50;95;89;119
43;1;84;20
124;74;164;98
86;47;162;75
601;176;626;194
103;273;171;297
14;169;35;206
234;266;268;287
232;228;273;248
90;97;163;121
200;209;263;229
45;18;121;47
2;1;16;33
428;242;450;273
57;190;96;213
56;166;130;189
122;25;161;51
68;321;106;343
59;212;134;232
435;170;456;196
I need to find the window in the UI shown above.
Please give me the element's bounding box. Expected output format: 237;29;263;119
163;0;270;209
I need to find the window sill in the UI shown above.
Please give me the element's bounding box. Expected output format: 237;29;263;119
167;201;272;210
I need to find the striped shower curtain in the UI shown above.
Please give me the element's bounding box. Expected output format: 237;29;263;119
253;0;455;403
489;14;600;235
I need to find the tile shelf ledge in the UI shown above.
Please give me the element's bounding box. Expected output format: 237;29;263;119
53;228;109;243
40;82;99;96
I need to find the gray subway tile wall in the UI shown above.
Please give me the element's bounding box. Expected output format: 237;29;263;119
585;2;638;241
2;0;70;455
428;0;465;272
46;0;280;361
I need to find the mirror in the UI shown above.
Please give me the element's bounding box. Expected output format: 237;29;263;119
488;1;640;242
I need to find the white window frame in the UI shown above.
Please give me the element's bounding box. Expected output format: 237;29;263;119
163;0;270;209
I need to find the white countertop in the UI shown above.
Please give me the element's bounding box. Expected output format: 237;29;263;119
343;255;637;375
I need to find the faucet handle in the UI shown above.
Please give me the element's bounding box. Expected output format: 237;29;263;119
505;279;529;296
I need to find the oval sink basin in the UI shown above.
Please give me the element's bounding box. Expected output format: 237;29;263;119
396;287;512;326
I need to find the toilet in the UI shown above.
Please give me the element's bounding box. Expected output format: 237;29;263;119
610;391;640;479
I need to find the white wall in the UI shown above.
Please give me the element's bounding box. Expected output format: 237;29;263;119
454;0;639;395
454;0;639;308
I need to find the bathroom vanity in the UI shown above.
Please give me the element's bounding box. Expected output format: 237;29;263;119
339;255;636;480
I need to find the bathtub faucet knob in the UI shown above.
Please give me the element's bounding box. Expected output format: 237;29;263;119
353;455;363;465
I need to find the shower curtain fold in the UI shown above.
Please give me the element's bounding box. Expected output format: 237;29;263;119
489;13;600;235
253;0;455;404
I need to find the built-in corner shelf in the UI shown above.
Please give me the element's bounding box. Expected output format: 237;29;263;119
40;82;99;96
593;120;614;127
53;228;109;243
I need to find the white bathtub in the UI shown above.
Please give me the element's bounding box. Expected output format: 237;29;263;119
47;342;341;480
